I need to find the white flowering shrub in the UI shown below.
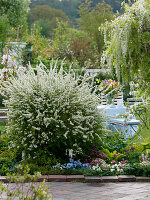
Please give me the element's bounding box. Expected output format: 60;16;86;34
4;63;103;163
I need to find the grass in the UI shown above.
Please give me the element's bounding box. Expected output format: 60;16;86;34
134;111;150;140
140;127;150;138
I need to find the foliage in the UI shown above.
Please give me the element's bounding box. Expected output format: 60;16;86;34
102;132;128;152
141;137;150;152
51;21;73;61
28;5;69;38
71;36;98;67
52;21;99;67
0;0;30;41
29;24;51;61
30;0;134;24
0;0;30;28
102;0;150;98
22;40;36;66
79;0;113;54
34;19;52;38
0;126;18;175
130;102;150;130
4;62;103;164
30;0;80;22
0;16;10;53
0;165;52;199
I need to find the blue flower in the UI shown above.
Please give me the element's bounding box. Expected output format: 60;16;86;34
69;158;74;163
77;160;82;167
73;163;77;168
74;161;78;165
66;163;73;168
82;163;89;168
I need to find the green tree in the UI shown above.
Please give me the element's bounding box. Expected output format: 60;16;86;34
0;0;30;43
28;5;69;37
0;16;10;51
89;0;134;12
52;21;99;67
79;0;113;54
30;0;80;22
0;0;30;28
34;19;51;38
102;0;150;98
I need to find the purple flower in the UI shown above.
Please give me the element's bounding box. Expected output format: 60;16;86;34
130;146;135;151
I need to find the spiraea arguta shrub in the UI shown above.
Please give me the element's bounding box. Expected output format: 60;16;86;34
4;62;103;163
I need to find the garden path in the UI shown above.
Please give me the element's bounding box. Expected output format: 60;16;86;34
1;181;150;199
49;182;150;200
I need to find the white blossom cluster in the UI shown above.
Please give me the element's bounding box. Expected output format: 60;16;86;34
90;159;130;174
110;163;126;173
102;0;150;80
140;152;150;166
90;159;110;172
4;62;103;159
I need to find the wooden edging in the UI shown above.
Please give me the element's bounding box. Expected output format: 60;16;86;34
0;175;150;183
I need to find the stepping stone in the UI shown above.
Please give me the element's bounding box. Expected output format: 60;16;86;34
85;176;102;183
118;175;136;182
102;176;118;182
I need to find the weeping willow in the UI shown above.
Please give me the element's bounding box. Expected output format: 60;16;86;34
102;0;150;98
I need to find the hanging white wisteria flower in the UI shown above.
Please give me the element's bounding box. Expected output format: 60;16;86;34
101;0;150;98
4;62;104;161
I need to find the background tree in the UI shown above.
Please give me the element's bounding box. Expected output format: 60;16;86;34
0;0;30;68
28;5;69;37
52;21;99;67
30;0;135;25
30;0;80;23
102;0;150;98
0;16;10;55
88;0;135;12
0;0;30;39
79;0;113;55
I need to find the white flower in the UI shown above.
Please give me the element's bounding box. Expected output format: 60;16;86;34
111;169;115;172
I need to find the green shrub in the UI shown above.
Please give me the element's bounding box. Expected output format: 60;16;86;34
102;132;128;152
33;58;80;73
0;165;52;199
4;62;103;164
123;164;150;177
0;131;18;175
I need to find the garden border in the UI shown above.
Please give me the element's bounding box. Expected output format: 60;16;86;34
0;175;150;183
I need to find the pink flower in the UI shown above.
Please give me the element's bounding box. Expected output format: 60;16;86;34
120;160;128;164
